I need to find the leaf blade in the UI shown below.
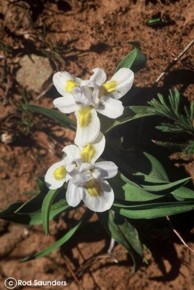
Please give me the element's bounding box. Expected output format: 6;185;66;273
21;209;92;261
41;189;60;234
116;200;194;219
116;43;147;72
27;104;76;130
98;210;143;270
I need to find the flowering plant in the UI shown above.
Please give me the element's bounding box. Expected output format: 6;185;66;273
0;44;194;268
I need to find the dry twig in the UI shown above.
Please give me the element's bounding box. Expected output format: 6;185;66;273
166;216;194;254
61;252;85;290
155;39;194;84
35;83;53;100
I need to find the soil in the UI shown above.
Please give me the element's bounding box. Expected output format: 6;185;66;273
0;0;194;289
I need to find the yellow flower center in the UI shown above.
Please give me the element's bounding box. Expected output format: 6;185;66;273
78;107;92;128
53;166;67;180
85;179;101;197
81;144;96;163
65;80;78;93
103;80;117;93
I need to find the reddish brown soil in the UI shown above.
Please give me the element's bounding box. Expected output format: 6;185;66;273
0;0;194;289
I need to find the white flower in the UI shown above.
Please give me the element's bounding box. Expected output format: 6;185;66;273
45;133;118;212
53;68;134;146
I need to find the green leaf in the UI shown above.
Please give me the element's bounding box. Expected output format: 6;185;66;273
22;177;45;195
139;152;169;182
0;202;25;223
27;104;76;130
41;189;60;234
36;177;46;191
104;142;169;186
98;210;143;270
142;177;190;192
116;200;194;219
15;185;49;213
116;42;147;72
22;190;39;196
106;106;154;134
105;143;171;187
106;89;194;136
171;186;194;200
111;173;166;205
32;199;69;225
122;180;165;202
147;89;194;135
151;140;184;150
21;210;92;261
0;183;69;226
120;150;169;184
0;199;69;225
15;182;67;215
126;106;154;119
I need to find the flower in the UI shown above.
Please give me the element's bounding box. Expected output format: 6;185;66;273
53;68;134;146
45;133;118;212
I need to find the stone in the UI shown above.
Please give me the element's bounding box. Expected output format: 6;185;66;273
16;55;53;92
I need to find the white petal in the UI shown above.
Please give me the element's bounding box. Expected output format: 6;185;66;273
66;180;83;207
92;87;101;105
79;163;93;172
62;144;80;163
53;71;77;96
53;96;77;113
97;96;124;119
75;108;100;146
93;161;118;179
80;132;105;164
92;132;105;162
72;170;92;186
80;68;107;88
110;68;134;99
73;87;93;106
89;68;107;86
53;71;81;96
45;160;67;189
71;163;92;186
83;180;114;212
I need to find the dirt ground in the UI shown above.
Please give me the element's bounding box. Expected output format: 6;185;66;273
0;0;194;289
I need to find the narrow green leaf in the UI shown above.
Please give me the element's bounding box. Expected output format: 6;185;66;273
27;104;76;130
120;150;169;184
147;90;194;135
30;199;69;225
110;174;163;202
0;184;69;225
190;102;194;119
128;106;154;118
117;217;143;257
142;177;190;192
116;200;194;219
98;211;143;270
41;189;60;234
141;152;169;182
104;144;168;186
36;177;46;191
22;190;39;196
116;44;147;72
0;199;69;225
106;106;154;133
122;182;165;202
21;210;92;261
0;202;24;218
151;140;184;149
171;186;194;200
15;186;49;213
